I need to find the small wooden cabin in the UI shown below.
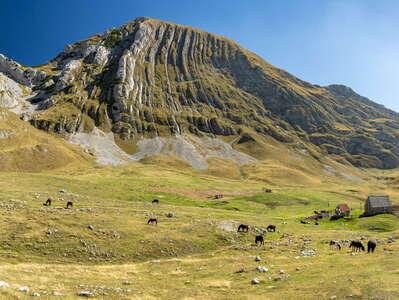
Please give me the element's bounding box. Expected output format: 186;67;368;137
364;195;393;216
335;204;350;217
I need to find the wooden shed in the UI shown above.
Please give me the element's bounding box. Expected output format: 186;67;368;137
335;204;350;216
364;195;393;216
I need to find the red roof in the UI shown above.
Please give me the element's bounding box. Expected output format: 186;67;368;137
336;204;350;212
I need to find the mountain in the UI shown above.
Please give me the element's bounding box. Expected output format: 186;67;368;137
0;16;398;170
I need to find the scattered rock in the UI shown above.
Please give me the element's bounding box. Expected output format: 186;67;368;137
273;276;283;281
251;278;260;285
150;259;161;264
31;292;41;297
88;225;94;231
166;213;174;218
0;281;10;288
300;249;316;257
256;266;269;273
59;189;67;193
52;291;64;296
279;270;285;274
17;286;29;292
255;256;261;262
122;281;132;285
77;291;94;297
330;296;337;299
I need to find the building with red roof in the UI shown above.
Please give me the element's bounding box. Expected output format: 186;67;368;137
335;204;350;216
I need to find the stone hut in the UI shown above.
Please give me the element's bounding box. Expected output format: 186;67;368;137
364;195;393;216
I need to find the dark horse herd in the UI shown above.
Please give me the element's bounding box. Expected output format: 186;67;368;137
148;199;380;253
43;198;73;209
237;223;276;246
330;240;377;253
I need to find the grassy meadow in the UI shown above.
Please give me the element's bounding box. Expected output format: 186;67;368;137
0;160;398;299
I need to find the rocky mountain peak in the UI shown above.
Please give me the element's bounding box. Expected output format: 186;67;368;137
1;17;399;170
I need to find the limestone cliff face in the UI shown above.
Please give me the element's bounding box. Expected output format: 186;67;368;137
1;17;399;169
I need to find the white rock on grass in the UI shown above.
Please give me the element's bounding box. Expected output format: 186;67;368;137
251;278;260;284
77;291;94;297
254;256;261;262
256;266;269;273
0;281;9;288
31;292;41;297
17;286;29;292
52;291;64;296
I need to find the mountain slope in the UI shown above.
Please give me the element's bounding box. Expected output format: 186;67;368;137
1;17;399;169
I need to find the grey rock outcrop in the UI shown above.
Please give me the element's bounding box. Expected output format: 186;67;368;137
0;54;46;87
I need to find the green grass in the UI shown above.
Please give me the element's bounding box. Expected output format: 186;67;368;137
0;162;398;299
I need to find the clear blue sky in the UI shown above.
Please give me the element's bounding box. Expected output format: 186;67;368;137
1;0;398;111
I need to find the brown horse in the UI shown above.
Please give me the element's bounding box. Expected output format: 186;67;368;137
147;218;157;225
237;224;249;232
66;201;73;209
255;235;264;245
43;198;52;206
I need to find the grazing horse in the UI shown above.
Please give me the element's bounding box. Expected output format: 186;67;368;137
237;224;249;232
147;218;157;225
152;199;159;204
255;235;264;245
66;201;73;209
329;240;341;250
264;188;272;193
367;240;377;253
267;225;276;232
350;241;365;252
214;194;223;199
43;198;52;206
300;220;310;224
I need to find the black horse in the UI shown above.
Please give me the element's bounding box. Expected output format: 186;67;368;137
300;220;310;224
66;201;73;209
267;225;276;232
349;240;365;252
147;218;158;225
255;235;264;245
367;240;377;253
237;224;249;232
152;199;159;204
43;198;52;206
